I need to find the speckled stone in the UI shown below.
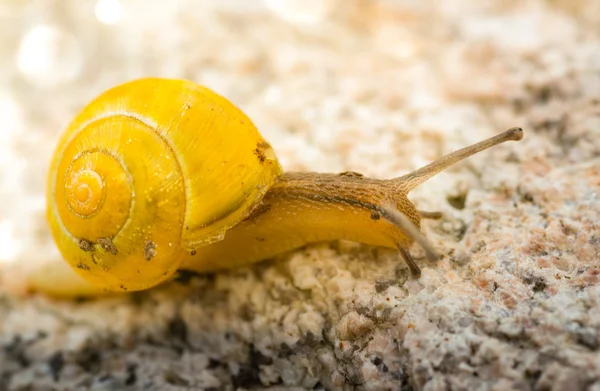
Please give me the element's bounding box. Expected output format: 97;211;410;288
1;1;599;390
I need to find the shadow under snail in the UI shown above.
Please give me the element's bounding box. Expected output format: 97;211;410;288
29;78;524;297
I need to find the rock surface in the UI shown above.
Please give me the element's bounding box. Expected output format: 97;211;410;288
0;0;599;390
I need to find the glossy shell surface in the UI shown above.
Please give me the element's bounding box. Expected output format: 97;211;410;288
47;78;283;291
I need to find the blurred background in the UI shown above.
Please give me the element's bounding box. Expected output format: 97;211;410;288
0;0;599;279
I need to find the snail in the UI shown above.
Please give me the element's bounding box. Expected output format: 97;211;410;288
30;78;523;297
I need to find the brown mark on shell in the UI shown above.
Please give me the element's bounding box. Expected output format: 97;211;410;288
144;240;157;261
254;141;271;163
97;237;118;255
78;239;94;252
76;262;90;271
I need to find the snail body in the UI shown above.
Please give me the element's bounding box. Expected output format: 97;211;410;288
181;172;422;273
32;78;523;298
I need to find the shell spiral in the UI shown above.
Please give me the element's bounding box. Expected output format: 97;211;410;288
47;78;283;292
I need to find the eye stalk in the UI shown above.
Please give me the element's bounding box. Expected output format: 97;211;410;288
396;127;524;192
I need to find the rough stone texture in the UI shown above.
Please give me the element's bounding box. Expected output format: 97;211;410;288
1;0;599;390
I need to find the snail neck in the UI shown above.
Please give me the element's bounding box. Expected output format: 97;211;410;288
181;171;424;273
269;171;402;213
